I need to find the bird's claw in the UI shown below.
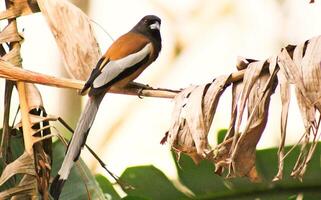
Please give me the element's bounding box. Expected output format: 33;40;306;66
137;88;144;99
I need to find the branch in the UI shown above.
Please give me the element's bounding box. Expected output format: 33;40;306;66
0;59;246;99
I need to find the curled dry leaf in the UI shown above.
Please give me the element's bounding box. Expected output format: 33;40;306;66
273;60;290;181
37;0;101;80
0;176;37;199
166;86;201;163
165;34;321;183
276;36;321;180
10;175;38;200
231;64;278;181
165;75;230;164
0;152;35;186
213;60;278;181
185;84;209;157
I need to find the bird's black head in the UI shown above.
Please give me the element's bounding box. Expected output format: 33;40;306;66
132;15;161;34
132;15;162;53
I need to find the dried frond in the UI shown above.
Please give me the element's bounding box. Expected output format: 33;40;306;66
165;34;321;182
0;175;37;199
165;75;230;164
37;0;101;80
0;152;35;185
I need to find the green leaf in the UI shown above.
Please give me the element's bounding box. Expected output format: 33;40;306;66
217;129;227;144
120;165;190;200
174;152;229;199
175;141;321;200
95;174;121;200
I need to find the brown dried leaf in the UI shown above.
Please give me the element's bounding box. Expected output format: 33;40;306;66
185;84;209;156
229;61;278;180
0;177;37;199
234;61;266;137
11;175;38;200
0;22;22;44
167;76;230;163
273;63;290;181
278;46;311;106
14;114;58;129
166;86;201;162
0;152;35;186
203;75;230;129
0;0;40;20
37;0;101;80
297;37;321;114
213;78;243;175
289;36;321;179
25;83;43;110
224;78;244;141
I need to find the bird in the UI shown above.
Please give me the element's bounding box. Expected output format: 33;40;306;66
50;15;162;199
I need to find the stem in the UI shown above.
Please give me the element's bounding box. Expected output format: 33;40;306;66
0;60;246;99
16;82;34;154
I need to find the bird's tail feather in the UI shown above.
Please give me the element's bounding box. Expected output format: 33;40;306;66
50;93;105;200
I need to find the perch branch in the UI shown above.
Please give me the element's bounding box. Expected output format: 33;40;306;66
0;59;247;99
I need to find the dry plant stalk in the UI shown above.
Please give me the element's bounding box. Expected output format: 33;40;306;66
164;35;321;182
0;60;181;98
0;0;51;199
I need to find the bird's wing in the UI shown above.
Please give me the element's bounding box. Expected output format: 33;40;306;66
80;32;152;95
93;42;152;88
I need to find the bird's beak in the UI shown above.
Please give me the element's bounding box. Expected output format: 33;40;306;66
150;21;160;30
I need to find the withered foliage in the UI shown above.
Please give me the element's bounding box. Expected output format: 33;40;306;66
164;35;321;182
0;0;103;199
37;0;101;81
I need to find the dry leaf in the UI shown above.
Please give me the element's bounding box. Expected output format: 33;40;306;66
0;0;39;20
234;61;266;137
0;177;37;199
291;37;321;179
14;114;58;129
10;175;38;200
203;75;230;129
0;22;22;44
37;0;101;80
24;83;43;110
273;62;290;181
166;76;230;163
185;84;209;157
0;152;35;186
231;65;277;180
166;86;202;163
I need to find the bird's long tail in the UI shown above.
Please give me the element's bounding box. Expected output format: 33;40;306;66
50;93;105;200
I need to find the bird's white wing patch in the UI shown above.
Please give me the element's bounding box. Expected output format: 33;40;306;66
93;43;152;88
